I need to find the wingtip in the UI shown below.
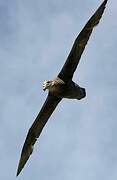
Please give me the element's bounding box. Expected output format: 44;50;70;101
100;0;108;10
16;158;24;177
103;0;108;6
16;168;20;177
16;150;30;177
16;159;24;177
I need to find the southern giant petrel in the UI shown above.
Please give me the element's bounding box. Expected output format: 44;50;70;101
17;0;108;176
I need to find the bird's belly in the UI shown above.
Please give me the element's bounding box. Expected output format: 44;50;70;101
49;84;85;100
49;84;64;97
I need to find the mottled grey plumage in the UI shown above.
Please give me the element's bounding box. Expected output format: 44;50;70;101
17;0;108;176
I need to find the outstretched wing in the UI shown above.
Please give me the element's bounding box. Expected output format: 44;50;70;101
58;0;108;82
17;94;62;176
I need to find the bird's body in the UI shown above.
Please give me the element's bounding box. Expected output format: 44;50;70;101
17;0;108;176
43;77;86;100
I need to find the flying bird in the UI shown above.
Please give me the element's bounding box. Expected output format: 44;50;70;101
17;0;108;176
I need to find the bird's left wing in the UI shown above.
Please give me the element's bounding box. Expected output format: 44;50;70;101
17;94;62;176
58;0;108;82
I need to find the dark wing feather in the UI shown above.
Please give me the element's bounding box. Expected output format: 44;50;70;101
17;94;62;176
58;0;108;82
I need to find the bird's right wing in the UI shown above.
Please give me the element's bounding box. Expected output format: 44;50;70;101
58;0;108;83
17;94;62;176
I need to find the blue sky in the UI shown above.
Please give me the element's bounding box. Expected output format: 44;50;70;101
0;0;117;179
